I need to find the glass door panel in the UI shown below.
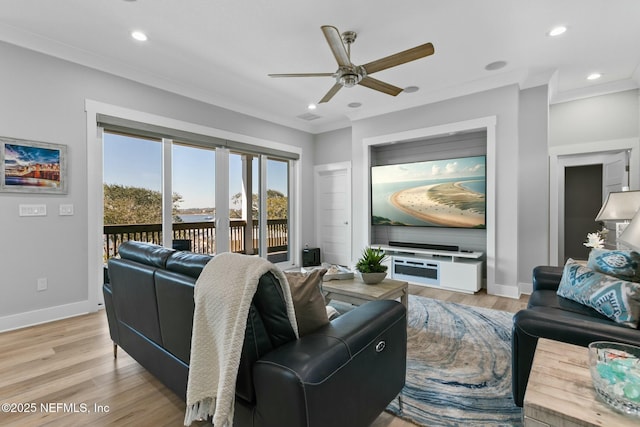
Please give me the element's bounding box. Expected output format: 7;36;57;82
103;132;162;259
172;143;216;254
266;158;289;263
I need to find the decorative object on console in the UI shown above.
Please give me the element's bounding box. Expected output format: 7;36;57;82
588;341;640;416
596;190;640;247
355;247;388;284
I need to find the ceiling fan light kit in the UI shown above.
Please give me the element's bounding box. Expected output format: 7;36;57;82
269;25;435;104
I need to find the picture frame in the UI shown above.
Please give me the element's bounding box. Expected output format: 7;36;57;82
0;136;68;194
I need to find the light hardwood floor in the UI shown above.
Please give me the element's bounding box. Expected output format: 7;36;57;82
0;285;529;427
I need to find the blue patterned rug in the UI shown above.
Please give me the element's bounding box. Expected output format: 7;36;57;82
386;295;523;426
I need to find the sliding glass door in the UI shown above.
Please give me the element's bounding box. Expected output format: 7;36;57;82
102;131;293;265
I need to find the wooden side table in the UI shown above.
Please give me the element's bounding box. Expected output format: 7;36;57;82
524;338;639;427
322;277;408;308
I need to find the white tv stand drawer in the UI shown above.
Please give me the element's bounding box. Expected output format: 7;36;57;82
377;245;483;294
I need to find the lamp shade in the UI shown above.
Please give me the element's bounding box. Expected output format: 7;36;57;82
619;209;640;250
595;190;640;221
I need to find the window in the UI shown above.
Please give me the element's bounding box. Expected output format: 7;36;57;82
172;143;216;253
103;132;162;258
266;158;290;263
101;127;296;266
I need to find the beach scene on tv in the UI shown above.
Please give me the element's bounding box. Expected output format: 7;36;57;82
371;156;486;228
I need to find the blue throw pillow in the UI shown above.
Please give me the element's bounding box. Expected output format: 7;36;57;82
557;259;640;328
587;249;640;282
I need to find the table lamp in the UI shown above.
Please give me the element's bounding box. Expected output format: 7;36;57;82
619;209;640;251
595;190;640;244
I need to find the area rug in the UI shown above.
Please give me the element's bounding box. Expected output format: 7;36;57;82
386;295;523;426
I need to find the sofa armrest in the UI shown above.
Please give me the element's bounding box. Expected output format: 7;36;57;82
512;306;640;406
253;300;406;427
532;265;564;291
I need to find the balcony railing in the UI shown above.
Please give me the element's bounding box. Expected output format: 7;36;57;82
103;219;288;261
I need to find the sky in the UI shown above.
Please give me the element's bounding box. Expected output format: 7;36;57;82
103;133;288;209
371;155;486;184
4;143;60;166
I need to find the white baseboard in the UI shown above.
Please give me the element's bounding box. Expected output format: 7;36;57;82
488;283;520;299
0;300;97;333
519;282;533;296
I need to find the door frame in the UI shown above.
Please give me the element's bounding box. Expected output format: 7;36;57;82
549;138;640;265
314;161;352;266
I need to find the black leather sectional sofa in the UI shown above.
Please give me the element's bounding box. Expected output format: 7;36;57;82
103;241;407;427
512;265;640;407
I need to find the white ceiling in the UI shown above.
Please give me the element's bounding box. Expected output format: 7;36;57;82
1;0;639;134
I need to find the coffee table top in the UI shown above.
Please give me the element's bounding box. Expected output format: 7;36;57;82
322;277;408;300
524;338;639;427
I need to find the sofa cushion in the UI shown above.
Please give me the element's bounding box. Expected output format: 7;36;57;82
118;240;175;268
587;248;640;282
557;259;640;328
165;250;212;278
285;269;329;336
528;289;611;321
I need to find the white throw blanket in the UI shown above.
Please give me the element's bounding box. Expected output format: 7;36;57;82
184;253;299;426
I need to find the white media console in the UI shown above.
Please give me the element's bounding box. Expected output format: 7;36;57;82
375;244;484;294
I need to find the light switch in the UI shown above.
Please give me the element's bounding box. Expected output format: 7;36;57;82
19;204;47;217
59;204;74;216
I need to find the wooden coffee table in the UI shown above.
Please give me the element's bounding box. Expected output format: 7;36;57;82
322;277;408;308
524;338;639;426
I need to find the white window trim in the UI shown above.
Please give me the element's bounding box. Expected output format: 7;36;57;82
86;99;302;311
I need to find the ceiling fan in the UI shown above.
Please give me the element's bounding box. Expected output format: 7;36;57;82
268;25;435;104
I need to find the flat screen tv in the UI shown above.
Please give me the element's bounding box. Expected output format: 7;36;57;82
371;155;486;228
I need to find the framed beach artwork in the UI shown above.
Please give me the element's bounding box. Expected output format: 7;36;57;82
0;137;68;194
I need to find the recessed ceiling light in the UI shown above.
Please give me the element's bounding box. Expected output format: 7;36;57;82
347;102;362;108
131;31;148;41
403;86;420;93
587;73;602;80
485;61;507;71
307;103;317;110
548;26;567;37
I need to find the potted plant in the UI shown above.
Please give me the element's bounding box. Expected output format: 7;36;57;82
355;247;389;284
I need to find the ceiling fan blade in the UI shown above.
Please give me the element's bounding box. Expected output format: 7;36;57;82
319;83;342;103
321;25;351;67
269;73;334;78
358;76;403;96
363;42;435;74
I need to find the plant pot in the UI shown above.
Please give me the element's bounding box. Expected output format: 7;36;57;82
358;272;387;285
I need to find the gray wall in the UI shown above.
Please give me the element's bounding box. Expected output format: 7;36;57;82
314;127;352;165
518;86;550;286
0;41;314;329
351;85;522;296
550;90;639;147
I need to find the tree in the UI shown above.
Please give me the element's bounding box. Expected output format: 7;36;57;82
230;190;288;220
104;184;183;224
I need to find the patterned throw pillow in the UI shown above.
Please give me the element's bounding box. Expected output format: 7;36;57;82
557;259;640;328
587;249;640;282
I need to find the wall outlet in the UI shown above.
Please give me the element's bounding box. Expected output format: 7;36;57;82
59;204;74;216
37;278;47;292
